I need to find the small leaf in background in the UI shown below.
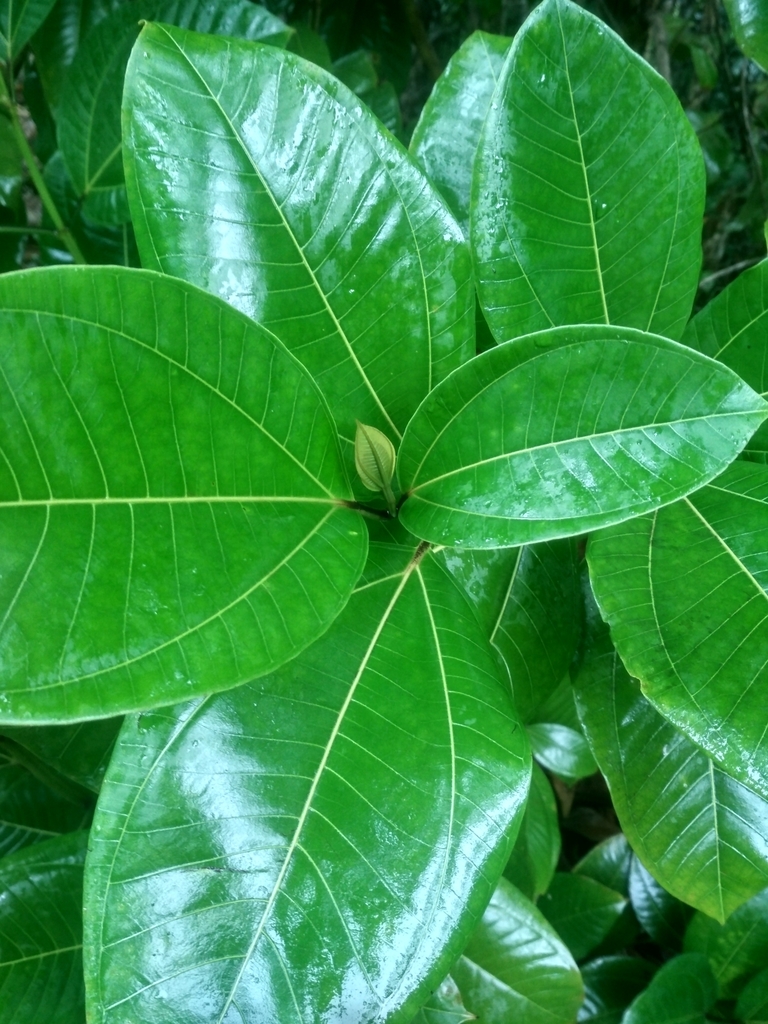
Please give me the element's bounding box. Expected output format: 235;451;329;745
528;723;598;785
123;23;473;458
452;877;584;1024
287;21;331;68
537;874;627;961
0;0;58;63
409;975;475;1024
0;831;88;1023
620;953;717;1024
629;857;693;950
738;967;768;1023
398;326;768;549
84;539;530;1023
410;30;511;235
503;762;561;900
0;266;366;721
574;580;768;922
588;461;768;803
0;719;122;792
332;49;402;136
578;956;655;1024
574;834;632;897
472;0;705;344
724;0;768;72
531;675;583;733
685;888;768;997
320;0;411;94
683;258;768;462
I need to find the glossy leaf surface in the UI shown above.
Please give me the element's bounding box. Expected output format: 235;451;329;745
0;831;88;1023
0;266;366;721
538;874;627;961
398;325;767;548
503;762;560;900
629;858;692;948
452;877;583;1024
0;718;121;791
588;461;768;801
410;30;511;234
621;954;717;1024
473;0;704;343
682;258;768;461
410;977;474;1024
84;536;529;1024
685;888;768;996
574;587;768;922
0;749;90;856
577;956;655;1024
0;0;57;62
724;0;768;71
528;722;597;784
123;23;474;452
58;2;289;223
738;967;768;1022
440;540;580;720
574;835;632;897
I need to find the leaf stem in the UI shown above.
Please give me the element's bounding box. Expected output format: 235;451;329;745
341;500;392;520
0;73;87;264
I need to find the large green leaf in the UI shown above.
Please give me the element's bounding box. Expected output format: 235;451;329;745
620;954;717;1024
84;533;529;1023
397;325;767;548
440;540;580;720
587;461;768;801
503;762;560;900
0;718;121;791
452;877;583;1024
0;0;57;63
0;266;366;721
578;957;655;1024
685;888;768;997
410;30;511;235
574;584;768;922
123;23;473;456
682;259;768;461
57;1;289;224
537;874;627;961
0;831;88;1024
472;0;704;343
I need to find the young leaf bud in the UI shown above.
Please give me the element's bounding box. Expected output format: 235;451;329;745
354;421;397;516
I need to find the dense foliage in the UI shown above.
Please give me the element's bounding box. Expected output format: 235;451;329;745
2;1;768;1022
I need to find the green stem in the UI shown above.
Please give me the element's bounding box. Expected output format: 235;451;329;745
0;74;87;264
0;224;61;239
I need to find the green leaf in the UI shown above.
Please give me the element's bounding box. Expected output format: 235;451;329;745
0;0;58;63
503;762;560;900
410;30;511;235
537;874;627;961
629;858;693;949
737;967;768;1022
0;831;88;1023
531;675;583;732
578;956;655;1024
472;0;704;343
573;583;768;922
724;0;768;72
440;540;580;721
620;954;717;1024
355;421;397;494
682;258;768;462
0;746;91;856
528;722;597;784
57;1;289;224
286;21;330;68
410;976;475;1024
685;888;768;997
452;877;583;1024
574;834;632;897
84;536;529;1023
587;461;768;802
123;23;474;452
320;0;411;93
398;325;767;549
0;718;121;791
0;266;366;722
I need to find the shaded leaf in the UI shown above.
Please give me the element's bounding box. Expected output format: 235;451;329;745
398;326;767;548
538;874;627;961
0;831;88;1024
528;722;597;784
737;967;768;1022
123;22;474;458
0;718;121;791
587;461;768;802
503;762;560;900
629;857;692;949
410;30;511;235
0;266;366;721
682;258;768;462
724;0;768;72
685;888;768;997
286;21;330;68
472;0;704;343
620;953;717;1024
452;877;583;1024
0;0;58;63
574;834;632;897
573;582;768;922
410;976;474;1024
84;536;529;1023
578;956;655;1024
